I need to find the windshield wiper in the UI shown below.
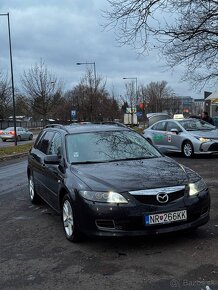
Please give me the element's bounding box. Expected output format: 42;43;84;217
111;156;156;162
71;160;110;164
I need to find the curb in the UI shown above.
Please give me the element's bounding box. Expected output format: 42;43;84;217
0;152;28;162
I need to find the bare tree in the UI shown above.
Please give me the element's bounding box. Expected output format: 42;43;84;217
15;94;31;117
21;61;63;124
0;72;12;119
66;69;120;122
139;81;174;113
104;0;218;87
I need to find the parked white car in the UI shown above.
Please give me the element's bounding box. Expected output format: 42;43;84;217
0;127;33;142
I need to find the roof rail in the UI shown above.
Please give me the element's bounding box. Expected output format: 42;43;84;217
45;124;68;132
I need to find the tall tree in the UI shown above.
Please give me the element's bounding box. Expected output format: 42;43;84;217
66;69;120;122
21;60;63;124
0;72;12;119
139;81;174;113
104;0;218;87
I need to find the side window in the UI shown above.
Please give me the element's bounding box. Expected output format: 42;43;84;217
35;131;54;154
48;133;62;156
166;122;181;132
152;121;166;131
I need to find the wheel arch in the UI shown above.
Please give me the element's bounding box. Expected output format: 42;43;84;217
181;139;194;151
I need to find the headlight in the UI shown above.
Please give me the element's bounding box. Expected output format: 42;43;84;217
79;190;128;204
189;179;207;196
198;137;211;143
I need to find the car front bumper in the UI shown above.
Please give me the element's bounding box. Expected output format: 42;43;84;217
195;140;218;154
74;189;210;237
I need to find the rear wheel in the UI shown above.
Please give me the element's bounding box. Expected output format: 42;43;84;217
29;134;33;140
182;141;194;158
62;194;83;242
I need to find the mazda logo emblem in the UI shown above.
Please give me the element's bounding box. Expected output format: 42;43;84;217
156;192;169;204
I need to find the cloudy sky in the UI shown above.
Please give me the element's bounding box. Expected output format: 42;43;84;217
0;0;214;99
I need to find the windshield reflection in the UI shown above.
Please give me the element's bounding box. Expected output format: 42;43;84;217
66;130;161;164
179;119;215;131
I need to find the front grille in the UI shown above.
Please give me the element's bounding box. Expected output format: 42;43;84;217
208;143;218;151
129;186;185;205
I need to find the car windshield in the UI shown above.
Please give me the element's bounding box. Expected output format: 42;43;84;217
179;119;215;131
5;127;14;131
66;130;162;164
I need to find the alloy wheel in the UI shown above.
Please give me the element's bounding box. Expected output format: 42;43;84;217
63;200;74;237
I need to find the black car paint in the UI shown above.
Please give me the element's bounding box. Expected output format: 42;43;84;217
27;125;210;238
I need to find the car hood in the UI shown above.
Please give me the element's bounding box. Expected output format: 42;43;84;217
189;129;218;139
70;156;200;192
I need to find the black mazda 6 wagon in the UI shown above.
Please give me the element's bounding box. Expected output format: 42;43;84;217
27;124;210;242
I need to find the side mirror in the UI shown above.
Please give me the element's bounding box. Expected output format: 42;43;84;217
170;128;179;134
44;155;61;165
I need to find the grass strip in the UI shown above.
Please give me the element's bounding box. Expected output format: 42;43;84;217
0;143;32;157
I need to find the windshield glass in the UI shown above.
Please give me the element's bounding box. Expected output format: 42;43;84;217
66;130;162;164
179;119;215;131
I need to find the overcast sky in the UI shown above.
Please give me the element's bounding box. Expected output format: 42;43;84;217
0;0;215;99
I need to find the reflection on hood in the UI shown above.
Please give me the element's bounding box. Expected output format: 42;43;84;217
70;156;200;192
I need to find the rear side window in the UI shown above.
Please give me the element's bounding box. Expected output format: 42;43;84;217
152;121;167;131
166;121;181;132
35;131;54;154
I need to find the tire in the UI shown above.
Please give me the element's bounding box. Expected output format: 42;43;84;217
28;174;41;204
62;194;83;242
182;141;194;158
29;134;33;140
17;135;21;141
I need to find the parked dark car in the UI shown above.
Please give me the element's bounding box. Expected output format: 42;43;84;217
27;124;210;242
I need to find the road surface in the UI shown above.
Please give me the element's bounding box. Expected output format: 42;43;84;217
0;155;217;290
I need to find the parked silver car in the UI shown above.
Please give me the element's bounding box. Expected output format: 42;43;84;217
0;127;33;142
143;118;218;157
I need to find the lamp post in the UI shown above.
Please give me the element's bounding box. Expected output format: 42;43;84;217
76;62;96;89
0;12;17;145
123;77;138;125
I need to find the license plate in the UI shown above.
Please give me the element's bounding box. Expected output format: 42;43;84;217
145;210;187;225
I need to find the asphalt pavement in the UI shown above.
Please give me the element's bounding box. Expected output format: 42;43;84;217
0;154;217;290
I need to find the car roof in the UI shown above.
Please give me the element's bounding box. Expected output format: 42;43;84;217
45;123;129;134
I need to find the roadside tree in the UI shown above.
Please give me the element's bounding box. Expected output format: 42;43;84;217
138;81;175;113
66;69;121;122
0;72;12;119
21;61;63;125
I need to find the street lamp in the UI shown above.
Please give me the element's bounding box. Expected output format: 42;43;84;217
0;12;17;145
76;62;96;89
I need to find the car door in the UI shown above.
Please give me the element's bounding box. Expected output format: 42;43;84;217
150;121;168;150
30;130;55;201
165;121;184;151
43;132;64;210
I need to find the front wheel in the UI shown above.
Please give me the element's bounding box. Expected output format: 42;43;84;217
182;141;194;158
28;174;41;204
62;194;83;242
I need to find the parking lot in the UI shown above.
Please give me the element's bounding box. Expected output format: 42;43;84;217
0;154;217;290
